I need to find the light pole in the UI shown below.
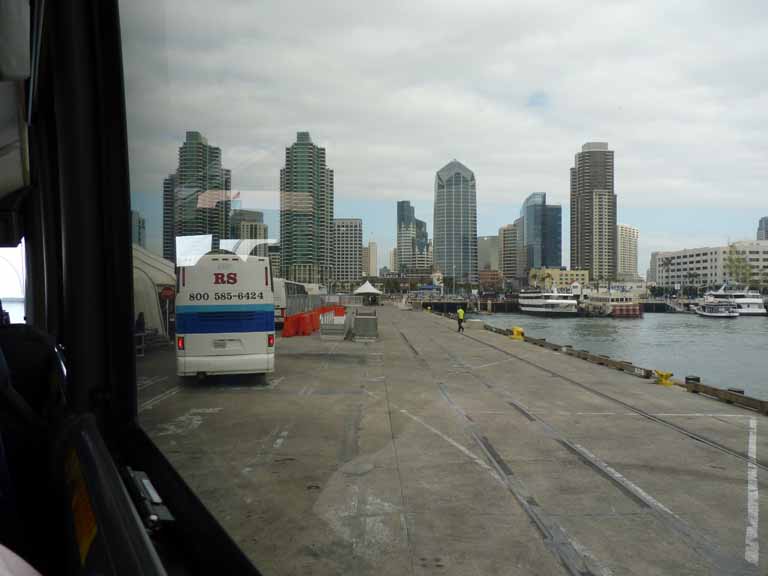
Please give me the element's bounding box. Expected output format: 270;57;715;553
452;264;456;296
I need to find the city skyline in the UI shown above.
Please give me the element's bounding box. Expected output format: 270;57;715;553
121;2;768;280
150;129;766;281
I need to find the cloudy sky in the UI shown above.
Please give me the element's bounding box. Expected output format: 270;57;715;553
120;0;768;275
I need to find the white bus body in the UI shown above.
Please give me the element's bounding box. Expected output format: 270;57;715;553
176;253;275;377
273;279;309;326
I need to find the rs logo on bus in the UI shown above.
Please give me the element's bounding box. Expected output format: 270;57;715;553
213;272;238;284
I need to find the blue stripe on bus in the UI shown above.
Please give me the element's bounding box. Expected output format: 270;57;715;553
176;309;275;334
176;304;274;313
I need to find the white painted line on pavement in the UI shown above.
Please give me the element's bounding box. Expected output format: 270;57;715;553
137;375;169;391
139;386;180;412
397;408;501;482
469;358;516;370
573;444;676;517
746;417;759;565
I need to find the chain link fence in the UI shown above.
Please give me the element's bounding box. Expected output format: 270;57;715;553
286;294;363;316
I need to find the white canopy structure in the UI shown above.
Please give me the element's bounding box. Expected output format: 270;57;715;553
133;244;175;336
353;280;383;295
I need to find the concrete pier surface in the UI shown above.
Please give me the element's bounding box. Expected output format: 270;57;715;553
138;305;767;575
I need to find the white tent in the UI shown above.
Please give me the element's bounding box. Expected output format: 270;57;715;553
133;244;175;336
353;280;383;295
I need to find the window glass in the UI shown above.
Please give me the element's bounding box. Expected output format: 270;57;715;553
0;241;26;323
118;2;768;574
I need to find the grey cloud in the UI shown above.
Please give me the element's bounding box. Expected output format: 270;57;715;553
120;0;768;259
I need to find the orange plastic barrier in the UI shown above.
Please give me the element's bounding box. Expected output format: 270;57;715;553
300;313;313;336
334;306;346;317
312;311;320;331
282;315;297;337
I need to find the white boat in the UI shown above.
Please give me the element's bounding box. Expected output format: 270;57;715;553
695;300;739;318
704;285;766;316
518;287;579;316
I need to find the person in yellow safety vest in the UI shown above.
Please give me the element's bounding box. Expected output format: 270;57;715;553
457;307;465;333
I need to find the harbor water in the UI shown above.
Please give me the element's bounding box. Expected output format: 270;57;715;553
484;312;768;400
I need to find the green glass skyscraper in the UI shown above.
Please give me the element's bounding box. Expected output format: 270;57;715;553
279;132;334;283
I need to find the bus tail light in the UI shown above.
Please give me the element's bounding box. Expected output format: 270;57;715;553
267;334;275;347
177;336;185;350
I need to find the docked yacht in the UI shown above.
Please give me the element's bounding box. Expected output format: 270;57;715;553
518;287;579;316
704;285;766;316
695;300;739;318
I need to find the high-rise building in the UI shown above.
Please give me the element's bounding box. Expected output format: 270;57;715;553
388;248;397;272
280;132;334;284
131;210;146;248
228;209;268;256
162;131;232;263
333;218;362;283
361;240;378;277
361;246;370;276
433;160;478;284
162;174;176;261
268;244;281;277
520;193;561;272
617;224;640;280
647;252;659;283
570;142;616;280
758;217;768;241
478;236;499;271
396;201;429;273
499;219;524;288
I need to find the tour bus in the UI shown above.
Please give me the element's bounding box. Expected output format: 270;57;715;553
272;278;308;327
176;252;275;378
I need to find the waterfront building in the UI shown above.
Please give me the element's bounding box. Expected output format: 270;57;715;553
433;160;478;284
528;267;590;290
570;142;617;280
280;131;334;284
617;224;640;281
479;269;503;292
652;240;768;289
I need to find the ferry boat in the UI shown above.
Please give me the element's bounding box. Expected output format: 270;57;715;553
579;292;643;318
704;285;766;316
518;287;579;316
695;300;739;318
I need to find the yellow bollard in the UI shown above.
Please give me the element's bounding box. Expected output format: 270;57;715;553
655;370;673;387
427;306;431;313
511;326;525;341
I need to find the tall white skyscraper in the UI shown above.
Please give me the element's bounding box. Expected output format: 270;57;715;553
333;218;362;283
433;160;478;284
364;240;378;276
617;224;639;280
571;142;616;280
